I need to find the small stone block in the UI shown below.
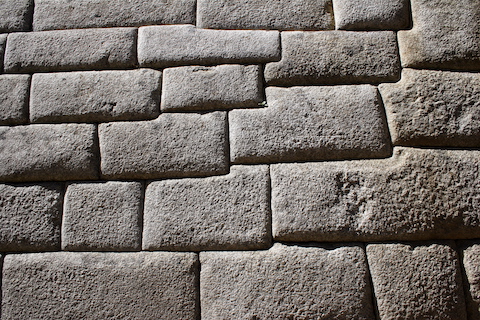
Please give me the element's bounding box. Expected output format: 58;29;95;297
0;0;32;33
461;242;480;319
0;34;6;70
0;75;30;125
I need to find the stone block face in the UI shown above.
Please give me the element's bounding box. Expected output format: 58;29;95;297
461;242;480;319
138;25;280;68
379;69;480;147
0;0;32;33
0;34;6;70
63;182;143;251
264;31;400;86
30;69;161;123
99;112;228;179
4;28;137;73
2;252;199;319
161;65;262;112
0;74;30;125
367;242;467;320
143;165;270;251
201;243;375;319
0;124;98;182
230;85;391;164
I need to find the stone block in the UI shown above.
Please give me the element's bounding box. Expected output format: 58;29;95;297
143;165;270;251
201;243;375;319
379;69;480;147
0;0;32;32
30;69;161;123
229;85;391;164
138;25;280;68
264;31;400;85
0;75;30;125
461;241;480;319
0;34;6;70
2;252;199;319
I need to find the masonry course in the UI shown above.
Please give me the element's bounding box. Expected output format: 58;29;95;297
461;241;480;319
0;0;32;33
0;74;30;125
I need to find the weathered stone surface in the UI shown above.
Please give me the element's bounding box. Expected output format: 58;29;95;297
0;75;30;125
271;147;480;242
201;243;375;319
398;0;480;70
0;34;6;70
161;65;262;112
99;112;228;179
379;69;480;147
31;69;161;123
33;0;195;31
138;25;280;68
2;252;198;319
143;165;270;251
367;242;467;320
230;85;391;164
0;0;32;32
0;183;62;252
63;182;142;251
461;242;480;319
264;31;400;85
4;28;137;73
0;124;98;182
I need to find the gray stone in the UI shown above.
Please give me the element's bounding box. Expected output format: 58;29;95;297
63;182;143;251
99;112;228;179
379;69;480;147
264;31;400;85
0;34;6;70
367;242;467;320
0;0;32;32
143;165;270;251
0;124;98;182
229;85;391;164
461;242;480;319
2;252;199;319
4;28;137;73
0;75;30;125
138;25;280;68
30;69;161;123
271;147;480;242
161;65;262;112
201;243;375;319
0;183;62;252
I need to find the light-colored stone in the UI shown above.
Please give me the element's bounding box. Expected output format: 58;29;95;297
161;65;262;112
201;243;375;319
30;69;161;123
0;75;30;125
138;25;280;68
264;31;400;85
0;34;6;70
99;112;228;179
380;69;480;147
0;0;32;32
143;165;270;251
367;242;467;320
230;85;391;164
271;147;480;242
2;252;198;320
461;242;480;319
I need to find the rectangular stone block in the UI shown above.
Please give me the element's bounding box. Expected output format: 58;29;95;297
461;241;480;319
0;74;30;125
0;34;6;70
2;252;199;319
138;25;280;68
31;69;161;123
0;0;32;32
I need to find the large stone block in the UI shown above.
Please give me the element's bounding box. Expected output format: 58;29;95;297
0;0;32;32
461;242;480;319
2;252;199;320
0;75;30;125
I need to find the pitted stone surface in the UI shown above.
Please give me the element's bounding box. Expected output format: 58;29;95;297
461;242;480;319
264;31;400;86
0;34;6;70
2;252;199;320
31;69;161;123
161;65;262;112
143;165;270;251
138;25;280;68
0;74;30;125
379;69;480;147
367;242;467;320
201;243;375;319
230;85;391;164
0;0;32;32
271;147;480;242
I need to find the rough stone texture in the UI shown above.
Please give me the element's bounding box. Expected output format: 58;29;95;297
63;182;143;251
0;124;98;182
138;25;280;68
379;69;480;147
99;112;228;179
0;0;32;33
4;28;137;73
398;0;480;70
0;75;30;125
33;0;195;31
2;252;199;320
30;69;161;123
0;183;62;252
367;242;467;320
201;243;375;319
0;34;6;70
271;147;480;242
161;65;262;112
461;242;480;320
230;85;391;164
143;165;270;251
